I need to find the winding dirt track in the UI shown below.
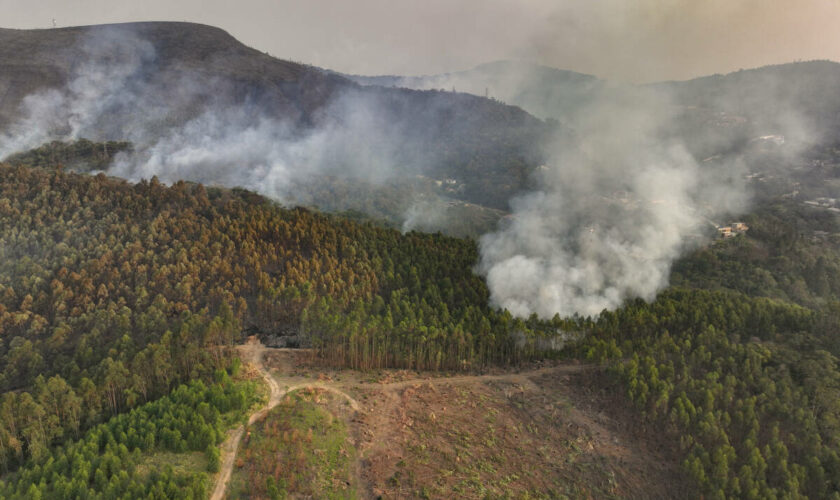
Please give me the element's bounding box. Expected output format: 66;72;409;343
210;342;361;500
210;341;595;500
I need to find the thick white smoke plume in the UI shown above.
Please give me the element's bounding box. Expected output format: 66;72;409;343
478;93;749;318
366;64;818;319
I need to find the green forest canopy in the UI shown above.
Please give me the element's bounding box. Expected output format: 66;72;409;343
0;161;839;497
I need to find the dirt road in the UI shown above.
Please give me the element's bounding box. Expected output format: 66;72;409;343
210;341;595;499
210;341;360;500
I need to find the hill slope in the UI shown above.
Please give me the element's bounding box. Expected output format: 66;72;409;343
0;22;556;222
0;22;344;129
349;59;840;156
345;60;605;121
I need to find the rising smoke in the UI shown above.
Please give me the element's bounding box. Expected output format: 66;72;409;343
0;25;423;206
0;24;815;320
0;29;156;156
477;89;749;317
354;59;821;320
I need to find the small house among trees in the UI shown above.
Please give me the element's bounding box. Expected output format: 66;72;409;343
717;222;749;238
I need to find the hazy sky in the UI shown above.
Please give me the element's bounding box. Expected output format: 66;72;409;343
1;0;839;82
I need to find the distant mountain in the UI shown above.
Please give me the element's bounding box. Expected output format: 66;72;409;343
349;59;840;155
654;61;840;139
345;60;605;121
0;22;344;129
0;22;558;220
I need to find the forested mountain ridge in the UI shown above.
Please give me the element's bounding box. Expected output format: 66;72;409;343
653;60;840;141
344;60;604;121
347;59;840;131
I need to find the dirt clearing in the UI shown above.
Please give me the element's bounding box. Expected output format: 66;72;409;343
250;347;689;499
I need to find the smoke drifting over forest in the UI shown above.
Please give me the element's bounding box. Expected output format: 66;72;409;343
109;94;409;202
0;27;414;204
350;56;827;321
0;23;823;319
0;29;155;157
478;91;749;317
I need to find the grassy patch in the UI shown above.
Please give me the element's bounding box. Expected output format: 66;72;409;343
228;390;357;499
135;451;208;481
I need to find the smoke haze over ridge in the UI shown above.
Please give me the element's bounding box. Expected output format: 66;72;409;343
0;21;827;320
0;23;548;228
0;25;402;205
344;48;829;320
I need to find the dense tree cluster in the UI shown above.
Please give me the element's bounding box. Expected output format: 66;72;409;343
578;287;840;498
580;200;840;498
672;201;840;308
0;376;259;499
5;144;840;499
